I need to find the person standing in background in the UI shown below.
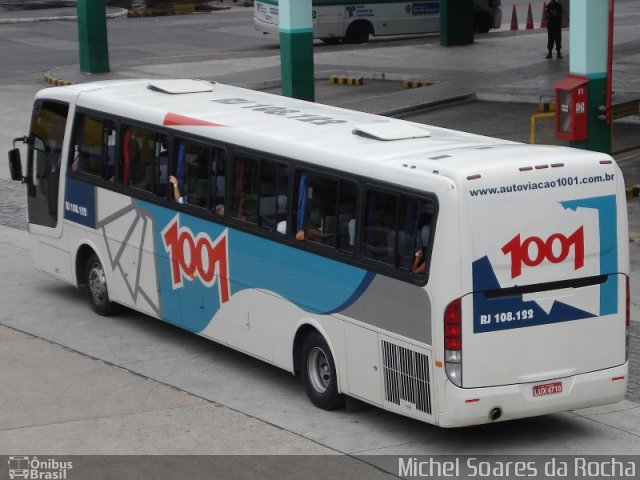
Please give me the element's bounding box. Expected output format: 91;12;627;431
545;0;563;59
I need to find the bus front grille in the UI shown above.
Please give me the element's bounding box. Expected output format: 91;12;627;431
381;340;431;414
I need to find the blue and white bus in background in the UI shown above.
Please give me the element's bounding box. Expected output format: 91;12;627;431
9;79;629;427
254;0;502;44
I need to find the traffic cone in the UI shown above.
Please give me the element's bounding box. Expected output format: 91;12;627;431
526;3;534;29
540;2;548;29
510;4;519;31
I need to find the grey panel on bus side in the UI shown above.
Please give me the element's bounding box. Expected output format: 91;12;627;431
340;275;431;345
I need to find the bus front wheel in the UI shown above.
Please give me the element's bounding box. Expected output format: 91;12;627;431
85;253;119;316
301;332;345;410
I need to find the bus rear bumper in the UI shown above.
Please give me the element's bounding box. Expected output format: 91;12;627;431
437;362;629;428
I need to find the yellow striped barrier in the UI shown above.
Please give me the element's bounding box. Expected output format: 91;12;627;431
402;80;433;89
328;75;364;86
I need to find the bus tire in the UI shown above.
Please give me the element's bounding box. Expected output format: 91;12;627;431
85;253;119;316
301;332;345;410
474;12;492;34
345;22;370;44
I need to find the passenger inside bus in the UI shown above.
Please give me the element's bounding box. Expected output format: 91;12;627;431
71;150;88;172
169;174;186;204
412;212;432;274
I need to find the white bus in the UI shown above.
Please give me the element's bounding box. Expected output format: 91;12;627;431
254;0;502;44
9;79;629;427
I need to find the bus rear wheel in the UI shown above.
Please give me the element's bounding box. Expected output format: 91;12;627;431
474;12;492;34
345;22;370;44
301;332;344;410
85;253;119;316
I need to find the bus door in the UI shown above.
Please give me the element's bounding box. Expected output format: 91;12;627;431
26;100;69;232
24;100;73;280
314;5;344;39
461;159;627;390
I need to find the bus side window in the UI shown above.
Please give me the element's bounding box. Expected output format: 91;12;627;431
230;155;259;222
397;197;431;273
209;151;226;216
337;181;357;253
122;125;167;196
230;154;288;228
294;171;355;253
363;190;396;265
363;189;434;274
69;115;103;177
103;123;116;182
258;161;288;230
71;115;115;181
174;140;211;208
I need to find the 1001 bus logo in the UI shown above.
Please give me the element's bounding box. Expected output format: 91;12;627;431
502;227;585;278
162;216;230;303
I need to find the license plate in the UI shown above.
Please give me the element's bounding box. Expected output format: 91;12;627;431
533;381;563;397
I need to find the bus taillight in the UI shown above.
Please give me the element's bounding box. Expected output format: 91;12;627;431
444;298;462;387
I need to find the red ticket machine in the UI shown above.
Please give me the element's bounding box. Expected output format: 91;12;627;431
553;75;589;141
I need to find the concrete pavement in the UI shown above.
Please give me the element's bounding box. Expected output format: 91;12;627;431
1;2;639;469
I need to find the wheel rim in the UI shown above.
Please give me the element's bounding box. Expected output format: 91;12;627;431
88;262;108;306
307;346;331;394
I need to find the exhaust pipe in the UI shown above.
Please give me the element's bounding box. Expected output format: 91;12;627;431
489;407;503;421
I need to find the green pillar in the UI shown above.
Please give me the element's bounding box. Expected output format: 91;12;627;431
440;0;474;46
77;0;110;74
279;0;315;101
568;0;610;153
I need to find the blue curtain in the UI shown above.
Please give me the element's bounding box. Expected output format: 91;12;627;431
176;143;185;192
296;175;308;231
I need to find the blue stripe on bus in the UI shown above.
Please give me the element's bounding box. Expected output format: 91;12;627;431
229;229;375;313
561;195;618;316
142;201;374;333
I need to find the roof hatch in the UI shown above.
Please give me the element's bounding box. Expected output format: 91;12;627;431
147;79;214;94
352;121;430;141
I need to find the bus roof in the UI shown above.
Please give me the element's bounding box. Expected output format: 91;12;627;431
43;79;609;185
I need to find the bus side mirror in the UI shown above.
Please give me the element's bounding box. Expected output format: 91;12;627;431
9;136;27;182
8;148;24;182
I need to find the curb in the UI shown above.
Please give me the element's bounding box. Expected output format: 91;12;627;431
382;93;476;118
126;5;232;18
328;75;364;86
402;80;435;89
0;8;127;24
